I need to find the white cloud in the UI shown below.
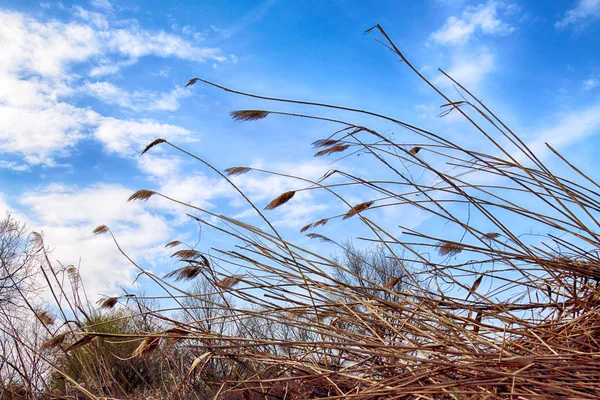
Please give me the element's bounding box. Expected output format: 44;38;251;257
0;160;30;172
94;117;192;157
0;9;224;167
433;48;495;89
526;103;600;157
0;11;100;77
90;0;113;12
73;5;109;29
583;76;600;90
20;183;172;299
430;1;515;45
136;153;183;179
84;81;191;111
102;25;226;62
0;103;99;165
556;0;600;30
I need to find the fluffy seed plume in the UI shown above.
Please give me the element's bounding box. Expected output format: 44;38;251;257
437;241;464;256
165;265;203;281
300;223;313;233
409;146;422;155
314;144;350;157
65;334;96;353
42;332;69;350
312;138;339;148
165;240;183;248
93;225;109;235
306;233;333;243
264;191;295;210
36;310;55;325
128;190;155;202
185;78;200;87
99;297;118;309
343;201;374;220
141;138;166;155
217;275;244;289
224;166;252;176
231;110;269;122
133;336;161;358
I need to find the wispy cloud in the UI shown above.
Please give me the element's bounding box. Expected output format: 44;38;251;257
429;0;516;46
583;76;600;90
90;0;113;12
0;8;227;167
527;102;600;157
84;82;192;111
556;0;600;30
433;47;495;89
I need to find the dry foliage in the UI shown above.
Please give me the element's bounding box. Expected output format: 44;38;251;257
5;25;600;400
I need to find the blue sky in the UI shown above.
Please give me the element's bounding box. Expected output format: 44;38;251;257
1;0;599;299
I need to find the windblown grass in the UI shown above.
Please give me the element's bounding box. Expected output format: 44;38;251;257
4;25;600;399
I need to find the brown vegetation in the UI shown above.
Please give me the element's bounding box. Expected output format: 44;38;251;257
2;25;600;399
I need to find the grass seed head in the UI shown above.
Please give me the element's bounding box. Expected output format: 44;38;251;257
42;332;69;350
437;241;464;256
165;265;203;281
231;110;269;122
482;232;501;241
306;233;333;243
409;146;422;155
36;310;55;325
300;223;313;233
314;218;329;227
385;276;403;290
314;144;350;157
64;334;96;353
264;191;295;210
141;138;166;155
343;201;374;220
185;78;200;87
217;275;244;289
133;336;161;358
93;225;109;235
312;139;339;148
128;190;155;202
225;166;252;176
98;297;118;309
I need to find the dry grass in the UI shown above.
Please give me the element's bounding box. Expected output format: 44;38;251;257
5;25;600;399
